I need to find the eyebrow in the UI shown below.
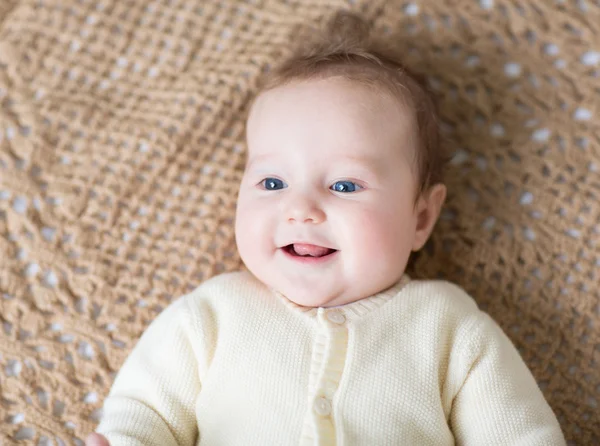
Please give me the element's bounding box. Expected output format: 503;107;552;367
340;155;382;167
336;155;386;175
246;154;383;171
245;154;272;169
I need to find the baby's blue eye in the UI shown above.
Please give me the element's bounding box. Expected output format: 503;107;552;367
331;181;361;193
261;178;287;190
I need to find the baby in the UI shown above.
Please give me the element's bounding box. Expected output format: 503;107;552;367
87;11;566;446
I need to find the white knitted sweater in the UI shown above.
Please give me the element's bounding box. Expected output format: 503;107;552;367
97;271;565;445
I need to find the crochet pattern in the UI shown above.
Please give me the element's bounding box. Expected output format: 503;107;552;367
0;0;598;444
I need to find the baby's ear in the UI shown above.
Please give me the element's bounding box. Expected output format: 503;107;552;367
411;184;447;252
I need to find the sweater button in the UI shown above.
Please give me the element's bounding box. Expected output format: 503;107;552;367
313;397;332;416
326;311;346;325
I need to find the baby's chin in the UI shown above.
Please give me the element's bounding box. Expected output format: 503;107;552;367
244;261;365;308
273;282;360;308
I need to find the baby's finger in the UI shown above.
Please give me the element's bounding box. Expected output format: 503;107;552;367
85;433;110;446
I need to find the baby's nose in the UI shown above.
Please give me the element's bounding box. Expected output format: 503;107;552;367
285;195;326;224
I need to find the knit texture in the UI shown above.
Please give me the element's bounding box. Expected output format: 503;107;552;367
97;271;565;445
0;0;598;444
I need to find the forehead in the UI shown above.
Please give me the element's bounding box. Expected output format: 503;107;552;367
246;78;417;163
248;77;411;127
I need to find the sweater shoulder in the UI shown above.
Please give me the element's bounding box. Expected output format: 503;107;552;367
400;278;482;323
182;269;270;313
187;270;263;297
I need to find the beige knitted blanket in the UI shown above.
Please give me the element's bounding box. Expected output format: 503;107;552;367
0;0;598;444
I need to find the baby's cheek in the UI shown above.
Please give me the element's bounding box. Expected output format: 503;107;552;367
352;208;411;261
350;211;386;250
236;206;263;254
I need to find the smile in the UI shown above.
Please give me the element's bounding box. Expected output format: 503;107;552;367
281;244;338;264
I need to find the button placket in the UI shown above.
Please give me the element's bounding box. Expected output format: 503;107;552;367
326;310;346;325
300;308;349;443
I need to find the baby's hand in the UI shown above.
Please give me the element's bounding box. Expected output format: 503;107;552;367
85;433;110;446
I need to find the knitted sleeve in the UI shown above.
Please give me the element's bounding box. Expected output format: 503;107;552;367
450;312;566;445
96;296;202;446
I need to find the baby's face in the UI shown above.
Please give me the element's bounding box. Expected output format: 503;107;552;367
235;77;422;307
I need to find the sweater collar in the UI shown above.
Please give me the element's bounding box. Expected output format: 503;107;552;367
270;274;411;322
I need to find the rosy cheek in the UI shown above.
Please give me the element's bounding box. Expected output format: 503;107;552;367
242;208;260;236
236;202;256;235
345;210;384;249
239;202;270;244
353;206;410;254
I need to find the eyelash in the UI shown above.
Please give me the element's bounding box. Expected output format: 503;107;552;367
258;178;363;193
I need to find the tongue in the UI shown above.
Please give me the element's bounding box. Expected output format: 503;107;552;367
293;243;331;257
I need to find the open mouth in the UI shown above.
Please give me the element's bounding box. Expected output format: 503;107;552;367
282;244;337;258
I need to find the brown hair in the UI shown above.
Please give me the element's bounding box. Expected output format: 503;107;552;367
256;11;448;202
